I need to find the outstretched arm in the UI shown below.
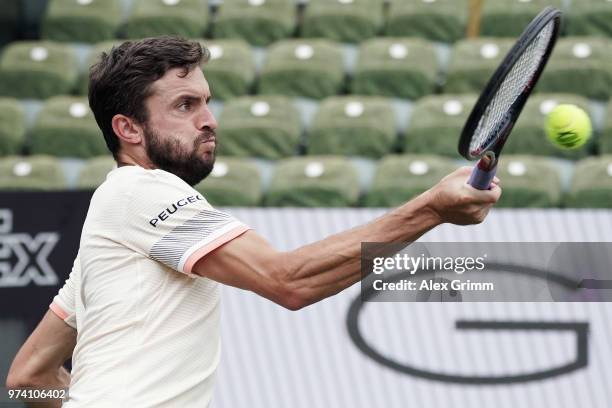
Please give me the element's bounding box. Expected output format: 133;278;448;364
194;167;501;310
6;310;76;408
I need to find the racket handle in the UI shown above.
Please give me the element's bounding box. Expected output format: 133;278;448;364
468;161;497;190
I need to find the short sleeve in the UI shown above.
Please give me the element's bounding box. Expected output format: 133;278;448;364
49;254;79;329
122;170;250;276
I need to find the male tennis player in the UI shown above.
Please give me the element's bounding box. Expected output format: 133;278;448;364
6;37;501;407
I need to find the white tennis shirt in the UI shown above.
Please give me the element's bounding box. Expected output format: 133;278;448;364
50;165;250;407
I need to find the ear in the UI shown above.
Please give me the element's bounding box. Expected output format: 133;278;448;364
111;114;144;147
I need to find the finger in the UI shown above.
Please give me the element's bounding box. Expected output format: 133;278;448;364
472;183;501;204
457;166;473;175
488;183;503;202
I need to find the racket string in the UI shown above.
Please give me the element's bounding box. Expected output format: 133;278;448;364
470;21;555;155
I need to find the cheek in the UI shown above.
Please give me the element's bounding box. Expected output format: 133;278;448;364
149;114;177;133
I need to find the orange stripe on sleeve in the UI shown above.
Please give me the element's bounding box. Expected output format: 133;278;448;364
49;302;69;320
183;225;250;274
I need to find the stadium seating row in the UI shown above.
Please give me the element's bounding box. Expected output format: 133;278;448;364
2;93;611;159
1;154;611;208
29;0;612;46
1;36;612;101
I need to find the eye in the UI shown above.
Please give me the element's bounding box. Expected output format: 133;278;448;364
177;101;191;112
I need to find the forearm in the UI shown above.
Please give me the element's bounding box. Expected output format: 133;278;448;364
7;311;75;407
10;366;70;408
281;192;440;307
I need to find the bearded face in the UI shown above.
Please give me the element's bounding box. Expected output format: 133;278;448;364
144;123;217;186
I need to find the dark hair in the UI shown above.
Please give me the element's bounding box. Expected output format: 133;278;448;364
88;36;209;159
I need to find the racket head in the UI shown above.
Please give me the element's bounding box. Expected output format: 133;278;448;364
458;7;562;161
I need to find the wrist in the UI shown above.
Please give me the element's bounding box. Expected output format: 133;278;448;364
398;190;443;229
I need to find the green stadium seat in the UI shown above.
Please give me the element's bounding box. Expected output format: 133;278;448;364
0;98;26;156
258;39;344;99
495;155;562;208
301;0;384;44
385;0;468;43
600;101;612;154
78;40;122;95
567;0;612;37
404;94;477;157
504;94;593;160
266;156;359;207
0;156;66;190
213;0;295;47
566;155;612;208
29;96;107;158
77;155;115;189
217;95;301;159
351;38;438;100
537;37;612;100
42;0;122;43
122;0;208;39
194;158;262;206
199;39;255;101
0;41;78;99
307;96;396;158
363;154;457;207
444;38;514;94
480;0;563;37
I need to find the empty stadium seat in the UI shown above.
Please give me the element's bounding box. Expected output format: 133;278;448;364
601;101;612;154
42;0;122;43
480;0;563;37
385;0;468;43
78;40;122;94
194;158;262;206
77;155;116;189
351;38;438;99
0;156;66;190
200;39;255;101
213;0;295;47
258;39;344;99
301;0;384;44
404;94;477;157
122;0;208;39
266;156;359;207
504;94;593;159
495;155;562;208
29;96;107;158
567;0;612;37
307;96;396;158
363;154;457;207
566;155;612;208
217;96;301;159
444;38;514;94
0;98;26;156
537;37;612;100
0;41;78;99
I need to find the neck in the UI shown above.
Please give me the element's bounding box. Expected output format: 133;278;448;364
115;151;155;170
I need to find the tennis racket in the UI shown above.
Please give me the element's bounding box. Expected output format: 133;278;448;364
458;7;562;190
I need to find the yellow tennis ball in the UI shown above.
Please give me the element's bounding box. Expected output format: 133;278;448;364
545;104;592;150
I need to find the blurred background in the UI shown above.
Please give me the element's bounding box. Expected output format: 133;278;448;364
1;0;612;407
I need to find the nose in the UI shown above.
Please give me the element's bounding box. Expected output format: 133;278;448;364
197;103;218;131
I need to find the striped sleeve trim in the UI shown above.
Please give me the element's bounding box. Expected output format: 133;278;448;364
182;224;250;275
149;209;250;274
49;301;69;320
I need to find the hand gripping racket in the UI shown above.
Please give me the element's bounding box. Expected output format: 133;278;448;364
458;7;562;190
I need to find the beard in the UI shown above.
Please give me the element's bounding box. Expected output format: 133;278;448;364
144;125;216;186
